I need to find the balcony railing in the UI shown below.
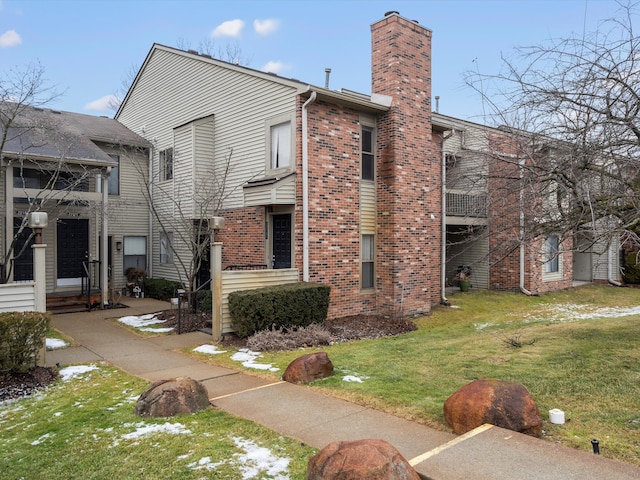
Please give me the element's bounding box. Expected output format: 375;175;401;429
446;192;488;218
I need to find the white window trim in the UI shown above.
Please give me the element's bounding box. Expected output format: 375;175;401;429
159;231;173;265
266;113;295;174
542;234;562;282
361;234;375;290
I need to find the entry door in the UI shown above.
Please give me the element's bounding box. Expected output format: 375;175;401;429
57;219;88;286
272;214;292;269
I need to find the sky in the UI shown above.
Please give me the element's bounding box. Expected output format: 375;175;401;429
0;0;630;122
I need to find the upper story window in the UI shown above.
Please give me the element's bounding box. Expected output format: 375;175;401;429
159;147;173;181
270;121;291;170
13;167;89;192
108;155;120;195
361;126;374;181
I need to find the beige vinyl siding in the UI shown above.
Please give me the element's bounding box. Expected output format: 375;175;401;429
173;124;194;216
100;146;150;291
446;230;489;289
360;181;376;233
117;48;299;281
220;268;299;333
244;175;296;207
117;48;298;212
0;282;36;311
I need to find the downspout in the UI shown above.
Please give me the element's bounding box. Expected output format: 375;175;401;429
147;147;153;279
302;91;317;282
519;157;534;296
441;130;455;306
101;168;110;307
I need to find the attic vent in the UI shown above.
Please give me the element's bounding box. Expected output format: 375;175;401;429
187;49;198;54
384;10;399;17
445;153;457;168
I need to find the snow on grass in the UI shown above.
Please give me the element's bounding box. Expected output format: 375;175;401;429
342;375;364;383
46;338;68;350
231;349;280;372
188;436;290;479
59;365;99;381
30;432;54;445
120;421;192;440
193;344;227;355
524;304;640;324
117;313;173;333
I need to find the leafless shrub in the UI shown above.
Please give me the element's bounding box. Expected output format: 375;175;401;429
246;323;332;352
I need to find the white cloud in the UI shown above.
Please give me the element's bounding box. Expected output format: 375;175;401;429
253;19;280;36
0;30;21;48
261;61;290;75
84;94;120;112
211;19;244;38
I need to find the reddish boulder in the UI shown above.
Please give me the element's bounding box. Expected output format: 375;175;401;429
135;376;210;417
282;352;334;384
306;439;420;480
443;378;542;436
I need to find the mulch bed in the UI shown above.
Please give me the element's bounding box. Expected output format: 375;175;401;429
1;312;417;403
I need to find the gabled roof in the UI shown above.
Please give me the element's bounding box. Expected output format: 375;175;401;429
116;44;391;119
1;103;150;166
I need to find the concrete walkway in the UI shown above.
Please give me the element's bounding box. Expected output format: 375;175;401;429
46;298;639;479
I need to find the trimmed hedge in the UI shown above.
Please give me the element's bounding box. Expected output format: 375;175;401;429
0;311;50;372
229;282;330;338
622;252;640;284
143;277;183;301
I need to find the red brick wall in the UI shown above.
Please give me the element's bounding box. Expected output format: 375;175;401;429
216;207;266;269
295;98;377;318
371;14;441;316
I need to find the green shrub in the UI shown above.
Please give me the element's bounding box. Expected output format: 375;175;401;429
0;311;50;372
622;252;640;284
143;277;183;301
229;282;330;338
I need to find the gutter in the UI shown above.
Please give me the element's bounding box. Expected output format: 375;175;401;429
519;157;534;296
302;91;317;281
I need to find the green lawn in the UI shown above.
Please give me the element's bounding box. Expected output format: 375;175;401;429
0;364;315;479
194;284;640;466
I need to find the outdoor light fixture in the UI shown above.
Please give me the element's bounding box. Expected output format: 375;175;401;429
28;212;48;245
116;241;122;251
210;216;225;230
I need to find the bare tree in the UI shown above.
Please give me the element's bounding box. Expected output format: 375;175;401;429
464;1;640;261
1;63;104;283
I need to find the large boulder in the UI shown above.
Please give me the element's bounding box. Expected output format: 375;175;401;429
306;439;420;480
282;352;334;384
135;376;210;418
443;378;542;436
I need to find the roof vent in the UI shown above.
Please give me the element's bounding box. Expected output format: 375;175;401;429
384;10;399;17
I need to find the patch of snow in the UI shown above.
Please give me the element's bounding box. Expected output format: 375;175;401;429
31;432;53;445
231;349;280;372
117;313;173;333
524;304;640;324
46;338;68;349
59;364;99;381
233;437;290;479
474;322;495;330
188;455;223;471
193;344;227;355
121;421;192;440
342;375;364;383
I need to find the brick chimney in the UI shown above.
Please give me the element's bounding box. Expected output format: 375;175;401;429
371;12;441;315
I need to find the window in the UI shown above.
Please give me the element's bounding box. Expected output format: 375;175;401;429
108;155;120;195
13;167;89;192
361;234;375;289
123;236;147;273
544;235;560;274
160;148;173;181
361;126;374;181
270;122;291;170
159;231;173;264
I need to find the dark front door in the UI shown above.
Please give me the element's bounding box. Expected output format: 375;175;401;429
272;214;291;269
57;219;88;282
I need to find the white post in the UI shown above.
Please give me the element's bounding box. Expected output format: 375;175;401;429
101;170;110;307
211;242;223;341
32;243;47;366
